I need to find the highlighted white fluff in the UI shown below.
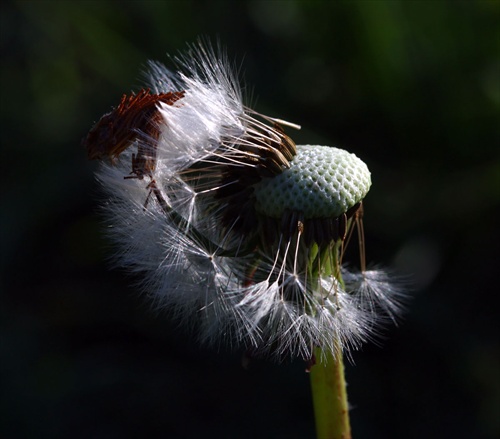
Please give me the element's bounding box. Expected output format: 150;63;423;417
93;41;403;360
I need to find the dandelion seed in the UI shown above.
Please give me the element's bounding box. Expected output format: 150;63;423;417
83;40;403;363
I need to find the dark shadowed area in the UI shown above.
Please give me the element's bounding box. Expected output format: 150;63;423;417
1;1;498;438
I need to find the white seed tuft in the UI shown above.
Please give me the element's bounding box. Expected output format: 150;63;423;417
87;41;403;361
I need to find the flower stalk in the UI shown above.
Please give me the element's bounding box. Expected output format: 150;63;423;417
310;345;351;439
308;238;351;439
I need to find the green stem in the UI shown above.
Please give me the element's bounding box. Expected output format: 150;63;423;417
309;345;351;439
309;238;351;439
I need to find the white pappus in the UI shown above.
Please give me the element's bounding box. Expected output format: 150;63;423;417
84;41;404;361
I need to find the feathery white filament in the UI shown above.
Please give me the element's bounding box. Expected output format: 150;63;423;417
94;42;402;360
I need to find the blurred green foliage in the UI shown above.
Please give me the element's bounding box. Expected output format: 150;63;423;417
1;1;499;439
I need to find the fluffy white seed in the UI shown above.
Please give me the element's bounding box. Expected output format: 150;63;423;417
90;42;402;360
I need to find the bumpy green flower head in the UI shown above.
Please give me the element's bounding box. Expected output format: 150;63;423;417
253;145;371;219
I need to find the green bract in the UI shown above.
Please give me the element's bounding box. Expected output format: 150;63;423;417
253;145;371;219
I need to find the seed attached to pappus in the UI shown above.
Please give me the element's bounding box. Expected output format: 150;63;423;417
83;89;185;176
83;89;185;209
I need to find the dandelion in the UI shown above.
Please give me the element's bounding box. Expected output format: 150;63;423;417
83;41;404;439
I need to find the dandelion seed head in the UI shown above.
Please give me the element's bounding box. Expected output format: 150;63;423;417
85;40;404;362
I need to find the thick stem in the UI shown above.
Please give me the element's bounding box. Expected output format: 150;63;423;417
309;345;351;439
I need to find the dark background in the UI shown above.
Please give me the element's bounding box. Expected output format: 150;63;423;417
1;1;499;438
